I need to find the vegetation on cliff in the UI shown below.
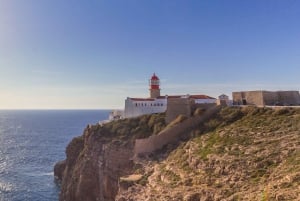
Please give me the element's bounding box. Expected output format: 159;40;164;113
91;112;166;141
117;107;300;201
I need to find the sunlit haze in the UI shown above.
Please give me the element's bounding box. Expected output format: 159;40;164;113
1;1;299;109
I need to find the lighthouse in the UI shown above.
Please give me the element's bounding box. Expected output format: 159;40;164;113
122;73;216;119
149;73;161;98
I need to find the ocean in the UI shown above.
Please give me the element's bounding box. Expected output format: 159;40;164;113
0;110;110;201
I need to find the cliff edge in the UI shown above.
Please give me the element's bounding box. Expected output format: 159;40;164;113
54;113;166;201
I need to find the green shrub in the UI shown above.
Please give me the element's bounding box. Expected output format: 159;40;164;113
98;113;166;141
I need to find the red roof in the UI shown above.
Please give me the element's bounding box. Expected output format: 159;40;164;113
157;96;172;99
130;98;156;101
129;94;215;101
189;95;216;99
151;73;159;80
160;95;215;99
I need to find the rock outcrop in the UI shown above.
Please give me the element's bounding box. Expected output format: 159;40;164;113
55;107;300;201
55;125;137;201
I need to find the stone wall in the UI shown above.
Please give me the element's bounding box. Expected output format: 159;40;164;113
165;98;216;123
165;98;194;123
262;91;278;105
262;91;300;106
233;90;300;106
134;106;221;155
276;91;300;105
232;91;264;106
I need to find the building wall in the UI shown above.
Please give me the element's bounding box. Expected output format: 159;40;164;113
109;110;124;121
165;98;216;123
262;91;279;105
263;91;300;106
278;91;300;105
124;98;167;118
232;91;264;106
232;92;243;105
194;99;216;104
165;98;194;123
219;94;229;100
233;91;300;106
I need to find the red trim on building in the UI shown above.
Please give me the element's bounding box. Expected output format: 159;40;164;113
130;98;156;101
189;95;216;99
130;94;216;101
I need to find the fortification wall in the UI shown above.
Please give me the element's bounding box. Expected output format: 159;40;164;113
233;91;264;106
134;106;221;155
166;98;216;123
263;91;300;106
262;91;278;105
277;91;300;105
233;91;300;106
165;98;194;123
232;92;243;105
191;103;216;114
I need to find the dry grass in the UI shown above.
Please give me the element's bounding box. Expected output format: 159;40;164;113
143;107;300;200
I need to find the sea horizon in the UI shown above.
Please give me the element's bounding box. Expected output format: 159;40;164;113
0;110;110;201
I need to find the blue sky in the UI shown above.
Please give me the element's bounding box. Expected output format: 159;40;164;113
0;0;299;109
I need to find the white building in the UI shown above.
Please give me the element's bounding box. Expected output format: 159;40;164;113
124;97;167;118
109;110;124;121
216;94;232;106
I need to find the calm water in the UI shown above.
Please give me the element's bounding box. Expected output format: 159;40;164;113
0;110;110;201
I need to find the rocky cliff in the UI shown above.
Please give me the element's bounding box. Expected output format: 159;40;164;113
55;107;300;201
54;113;166;201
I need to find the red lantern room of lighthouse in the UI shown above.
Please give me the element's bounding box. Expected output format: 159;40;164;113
149;73;161;98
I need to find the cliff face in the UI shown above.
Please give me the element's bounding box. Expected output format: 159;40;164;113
55;107;300;201
55;127;134;201
54;113;166;201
